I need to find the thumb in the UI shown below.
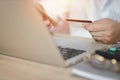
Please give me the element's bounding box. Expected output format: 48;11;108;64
83;23;98;32
83;23;91;30
56;16;64;22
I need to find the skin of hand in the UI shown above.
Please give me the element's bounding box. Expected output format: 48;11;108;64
50;17;70;34
44;17;70;34
84;18;120;44
43;17;70;34
38;3;70;34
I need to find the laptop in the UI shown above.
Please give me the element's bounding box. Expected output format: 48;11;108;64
0;0;106;67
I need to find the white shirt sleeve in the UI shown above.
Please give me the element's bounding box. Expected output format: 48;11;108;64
99;0;120;22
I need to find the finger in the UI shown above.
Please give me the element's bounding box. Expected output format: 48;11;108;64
93;36;109;44
82;23;90;27
95;39;105;44
44;20;51;27
49;26;55;32
84;22;106;32
93;36;105;40
90;31;106;37
56;16;66;22
56;16;61;21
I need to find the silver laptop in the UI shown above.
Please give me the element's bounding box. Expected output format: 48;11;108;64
0;0;106;67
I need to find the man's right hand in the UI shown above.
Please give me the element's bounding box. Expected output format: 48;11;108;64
84;18;120;44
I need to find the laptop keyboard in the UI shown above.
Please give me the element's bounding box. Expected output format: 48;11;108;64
58;46;86;60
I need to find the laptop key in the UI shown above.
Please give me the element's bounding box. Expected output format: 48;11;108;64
58;46;86;60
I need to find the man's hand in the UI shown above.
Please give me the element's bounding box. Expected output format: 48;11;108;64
84;18;120;44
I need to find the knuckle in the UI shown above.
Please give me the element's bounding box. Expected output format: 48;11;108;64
106;31;113;37
106;36;113;43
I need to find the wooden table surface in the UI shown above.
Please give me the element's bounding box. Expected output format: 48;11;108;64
0;54;84;80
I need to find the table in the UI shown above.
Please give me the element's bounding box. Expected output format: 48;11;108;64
0;54;84;80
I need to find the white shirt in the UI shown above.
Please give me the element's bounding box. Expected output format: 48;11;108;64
70;0;120;21
69;0;120;38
